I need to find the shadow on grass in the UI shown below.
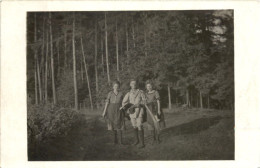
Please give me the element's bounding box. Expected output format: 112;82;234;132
30;115;231;161
160;116;223;139
83;116;224;161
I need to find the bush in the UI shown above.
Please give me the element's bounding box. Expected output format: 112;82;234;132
27;100;85;145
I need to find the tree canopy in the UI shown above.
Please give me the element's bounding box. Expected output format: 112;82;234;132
27;10;234;110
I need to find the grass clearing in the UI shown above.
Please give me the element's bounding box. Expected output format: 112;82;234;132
29;108;234;160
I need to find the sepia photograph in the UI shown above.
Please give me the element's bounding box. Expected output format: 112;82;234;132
26;10;234;161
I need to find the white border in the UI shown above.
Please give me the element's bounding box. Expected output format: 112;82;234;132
1;1;260;168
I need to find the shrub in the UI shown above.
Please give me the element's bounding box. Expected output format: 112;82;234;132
27;100;85;145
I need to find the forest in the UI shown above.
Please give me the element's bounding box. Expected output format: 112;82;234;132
27;11;234;159
27;10;234;110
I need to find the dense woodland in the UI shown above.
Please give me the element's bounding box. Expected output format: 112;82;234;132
27;10;234;111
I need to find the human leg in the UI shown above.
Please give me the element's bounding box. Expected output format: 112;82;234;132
113;130;118;144
117;130;125;145
155;129;161;144
130;117;139;146
138;129;145;148
147;122;156;144
136;117;145;148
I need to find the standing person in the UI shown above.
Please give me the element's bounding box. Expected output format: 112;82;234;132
122;79;146;148
102;81;125;145
144;80;166;144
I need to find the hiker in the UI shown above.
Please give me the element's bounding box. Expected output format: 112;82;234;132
143;80;166;144
102;80;125;145
122;79;146;148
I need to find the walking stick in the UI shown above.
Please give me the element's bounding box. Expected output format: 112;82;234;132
144;104;160;132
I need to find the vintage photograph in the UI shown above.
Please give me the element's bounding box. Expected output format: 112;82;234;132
26;10;234;161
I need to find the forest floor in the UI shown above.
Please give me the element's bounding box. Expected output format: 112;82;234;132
33;108;234;160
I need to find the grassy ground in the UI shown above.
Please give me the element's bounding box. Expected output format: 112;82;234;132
31;108;234;160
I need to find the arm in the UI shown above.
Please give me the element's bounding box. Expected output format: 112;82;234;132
102;102;109;118
157;100;161;115
140;91;147;105
122;92;129;107
155;91;161;115
102;92;111;117
134;90;144;105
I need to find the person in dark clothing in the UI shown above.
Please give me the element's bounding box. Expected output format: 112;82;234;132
102;81;125;145
144;80;166;144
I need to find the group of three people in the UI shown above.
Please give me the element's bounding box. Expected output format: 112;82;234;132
102;79;165;149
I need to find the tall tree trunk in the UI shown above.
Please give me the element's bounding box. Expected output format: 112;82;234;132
125;14;129;60
199;90;203;108
132;17;135;48
41;16;45;102
34;14;38;105
48;60;51;78
49;13;57;105
105;12;111;84
142;14;148;58
39;16;46;103
190;89;193;108
144;30;147;57
207;94;210;109
72;13;78;110
168;84;172;110
36;16;43;103
101;37;105;74
80;36;94;110
197;92;199;108
57;41;60;77
64;31;67;73
115;18;119;81
37;55;42;102
80;57;84;81
45;26;49;102
95;17;99;92
34;71;38;105
186;89;190;107
120;42;124;71
148;31;151;49
175;89;178;105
